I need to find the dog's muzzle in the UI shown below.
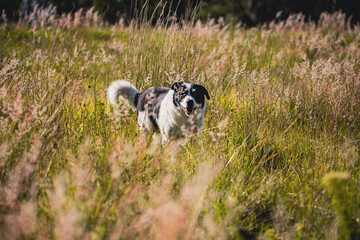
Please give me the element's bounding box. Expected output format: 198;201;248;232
183;100;196;116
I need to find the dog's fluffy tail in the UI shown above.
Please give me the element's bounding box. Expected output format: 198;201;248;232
107;80;139;110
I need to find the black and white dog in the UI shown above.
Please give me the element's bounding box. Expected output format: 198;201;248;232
107;80;210;143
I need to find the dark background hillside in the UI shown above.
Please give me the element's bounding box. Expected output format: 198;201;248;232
0;0;359;25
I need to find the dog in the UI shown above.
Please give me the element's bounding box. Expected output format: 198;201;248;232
107;80;210;143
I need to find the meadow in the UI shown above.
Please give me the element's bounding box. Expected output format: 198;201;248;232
0;8;360;239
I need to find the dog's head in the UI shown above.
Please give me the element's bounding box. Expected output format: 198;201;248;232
171;82;210;116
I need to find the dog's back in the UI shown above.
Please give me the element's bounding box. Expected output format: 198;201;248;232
136;87;169;112
135;87;170;132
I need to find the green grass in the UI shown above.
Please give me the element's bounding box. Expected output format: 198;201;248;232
0;11;360;239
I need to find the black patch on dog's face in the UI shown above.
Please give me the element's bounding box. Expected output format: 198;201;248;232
171;82;188;107
190;84;210;107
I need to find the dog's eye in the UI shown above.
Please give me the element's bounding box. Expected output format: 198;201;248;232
178;87;186;94
191;88;197;96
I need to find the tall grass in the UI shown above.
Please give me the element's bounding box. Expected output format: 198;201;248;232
0;7;360;239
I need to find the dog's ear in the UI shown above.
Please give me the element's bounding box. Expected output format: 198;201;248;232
171;82;183;91
193;84;210;100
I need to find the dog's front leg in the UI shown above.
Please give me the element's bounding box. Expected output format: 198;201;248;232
161;136;168;144
160;126;170;144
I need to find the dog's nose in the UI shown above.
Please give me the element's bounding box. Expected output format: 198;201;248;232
187;100;194;108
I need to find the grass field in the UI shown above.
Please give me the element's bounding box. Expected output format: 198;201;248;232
0;10;360;239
